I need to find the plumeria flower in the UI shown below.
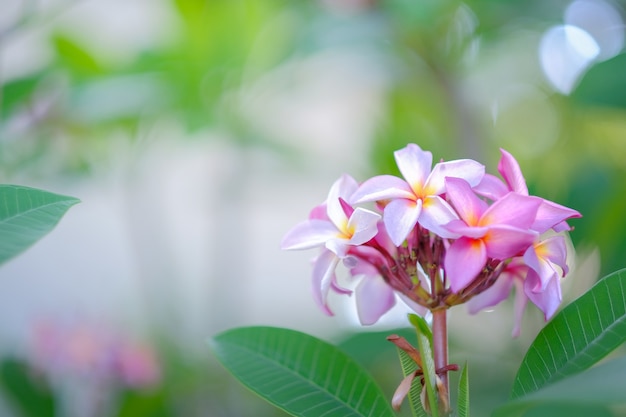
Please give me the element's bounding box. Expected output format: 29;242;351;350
466;235;569;336
476;149;581;232
443;177;542;292
281;174;381;315
351;143;485;246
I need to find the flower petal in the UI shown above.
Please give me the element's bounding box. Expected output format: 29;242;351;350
347;207;382;245
498;148;528;195
445;237;487;292
524;269;562;320
523;244;556;292
444;219;488;239
479;192;542;230
536;235;569;275
532;199;582;233
355;275;396;325
445;177;488;226
483;225;538;260
394;143;432;192
426;158;485;194
326;175;358;229
384;198;422;246
311;250;340;316
281;220;339;250
350;175;415;203
419;195;462;238
474;173;509;200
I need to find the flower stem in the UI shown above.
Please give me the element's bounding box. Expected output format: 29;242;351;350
432;307;450;408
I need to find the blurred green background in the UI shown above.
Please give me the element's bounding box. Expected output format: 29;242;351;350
0;0;625;416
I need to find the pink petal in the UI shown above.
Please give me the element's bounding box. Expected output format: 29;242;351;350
311;250;340;316
351;175;415;203
426;158;485;194
347;207;382;245
524;270;562;320
479;192;542;230
384;198;422;246
444;219;488;239
532;199;582;233
394;143;432;192
498;149;528;195
281;220;339;250
309;203;328;220
355;275;396;325
325;238;349;258
445;177;488;226
483;225;538;260
326;175;359;229
466;272;515;314
537;235;569;275
445;237;487;293
474;173;509;200
523;244;558;292
419;195;462;238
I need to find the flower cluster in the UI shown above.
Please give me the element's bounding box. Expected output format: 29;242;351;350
282;144;580;335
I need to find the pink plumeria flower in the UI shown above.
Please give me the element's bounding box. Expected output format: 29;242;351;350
281;174;381;257
351;143;485;246
281;174;381;315
443;177;542;292
466;235;569;336
476;149;581;232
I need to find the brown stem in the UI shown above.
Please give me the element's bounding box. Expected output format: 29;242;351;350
432;308;449;401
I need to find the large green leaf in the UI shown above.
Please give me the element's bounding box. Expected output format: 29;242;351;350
510;269;626;399
210;326;396;417
492;355;626;417
0;185;79;266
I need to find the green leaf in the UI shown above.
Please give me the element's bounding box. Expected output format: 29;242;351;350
0;358;55;417
510;269;626;399
493;355;626;417
0;185;79;266
410;314;439;417
396;348;427;417
458;363;469;417
209;326;396;417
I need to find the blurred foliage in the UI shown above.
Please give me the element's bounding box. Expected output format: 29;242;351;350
1;0;626;416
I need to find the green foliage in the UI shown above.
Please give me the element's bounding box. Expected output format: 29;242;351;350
396;348;427;417
0;185;79;266
210;326;396;417
409;314;439;417
510;268;626;399
457;363;469;417
0;358;55;417
492;355;626;417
